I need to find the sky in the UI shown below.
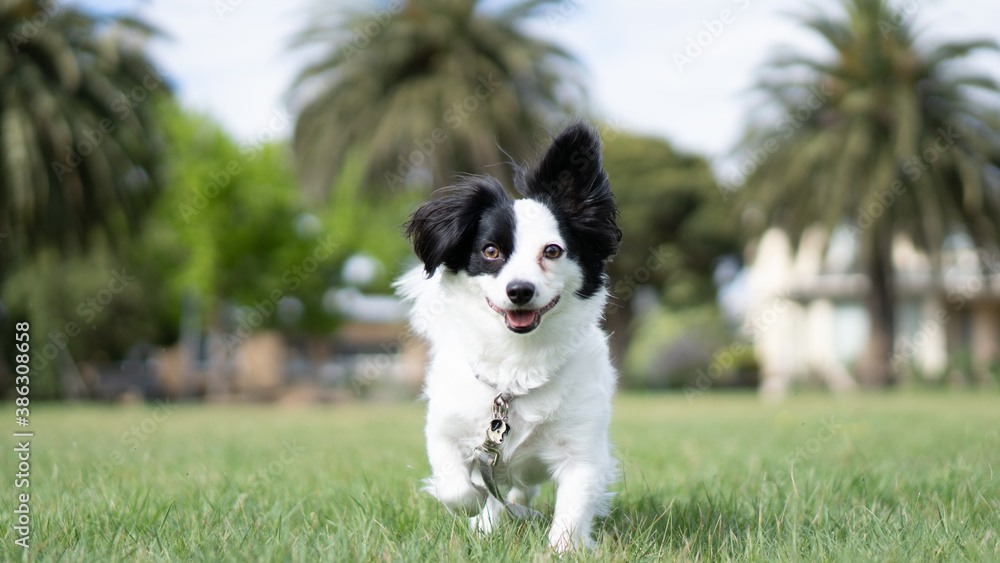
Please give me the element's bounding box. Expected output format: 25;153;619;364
81;0;1000;180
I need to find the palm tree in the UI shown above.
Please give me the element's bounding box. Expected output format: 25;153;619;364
1;0;168;386
0;0;168;281
288;0;582;197
739;0;1000;386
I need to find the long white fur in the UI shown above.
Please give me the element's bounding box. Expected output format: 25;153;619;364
395;200;618;551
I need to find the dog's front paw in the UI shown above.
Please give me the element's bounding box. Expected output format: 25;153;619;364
469;506;500;536
429;478;486;517
549;524;595;553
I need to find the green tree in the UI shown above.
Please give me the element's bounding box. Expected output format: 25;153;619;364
1;242;181;398
1;0;168;388
288;0;582;197
601;130;738;369
0;0;169;279
151;104;416;346
739;0;1000;386
150;105;345;343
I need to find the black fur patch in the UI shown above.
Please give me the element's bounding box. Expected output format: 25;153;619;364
404;177;515;276
515;121;621;298
466;201;517;278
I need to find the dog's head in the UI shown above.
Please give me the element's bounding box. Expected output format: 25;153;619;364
404;121;620;334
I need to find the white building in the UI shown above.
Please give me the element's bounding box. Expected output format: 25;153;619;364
743;226;1000;395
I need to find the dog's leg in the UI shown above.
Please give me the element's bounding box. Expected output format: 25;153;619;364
469;494;505;535
548;465;604;552
507;484;540;508
425;438;485;516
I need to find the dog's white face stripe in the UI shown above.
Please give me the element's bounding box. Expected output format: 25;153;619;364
475;200;583;315
498;200;563;304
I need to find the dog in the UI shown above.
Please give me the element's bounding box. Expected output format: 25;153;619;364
395;121;621;552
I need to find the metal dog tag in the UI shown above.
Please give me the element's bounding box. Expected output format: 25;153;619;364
486;417;509;446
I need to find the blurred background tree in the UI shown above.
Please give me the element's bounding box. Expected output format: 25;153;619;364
150;103;415;338
739;0;1000;387
0;0;168;281
288;0;583;197
0;0;169;391
601;131;739;385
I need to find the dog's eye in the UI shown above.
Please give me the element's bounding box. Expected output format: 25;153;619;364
482;244;501;260
543;244;563;260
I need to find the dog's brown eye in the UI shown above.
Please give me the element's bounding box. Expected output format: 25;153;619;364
543;244;563;259
482;245;500;260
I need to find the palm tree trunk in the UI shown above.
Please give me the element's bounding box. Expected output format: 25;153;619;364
859;223;896;387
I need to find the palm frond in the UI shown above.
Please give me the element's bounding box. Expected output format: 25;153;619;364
286;0;581;197
0;0;168;264
741;0;1000;263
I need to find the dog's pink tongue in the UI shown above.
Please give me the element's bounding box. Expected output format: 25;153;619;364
506;310;536;329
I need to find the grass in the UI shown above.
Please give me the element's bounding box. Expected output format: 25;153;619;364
1;392;999;561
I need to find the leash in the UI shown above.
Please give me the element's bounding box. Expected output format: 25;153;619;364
472;388;545;521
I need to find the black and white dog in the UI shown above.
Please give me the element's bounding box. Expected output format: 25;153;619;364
396;122;620;551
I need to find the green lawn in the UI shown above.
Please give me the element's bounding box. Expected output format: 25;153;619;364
2;392;999;561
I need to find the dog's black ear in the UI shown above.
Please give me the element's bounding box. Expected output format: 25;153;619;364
516;121;621;263
405;177;511;276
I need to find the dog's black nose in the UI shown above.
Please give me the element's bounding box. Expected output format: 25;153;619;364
506;281;535;306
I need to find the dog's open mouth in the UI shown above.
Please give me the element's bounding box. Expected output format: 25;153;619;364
486;295;560;334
